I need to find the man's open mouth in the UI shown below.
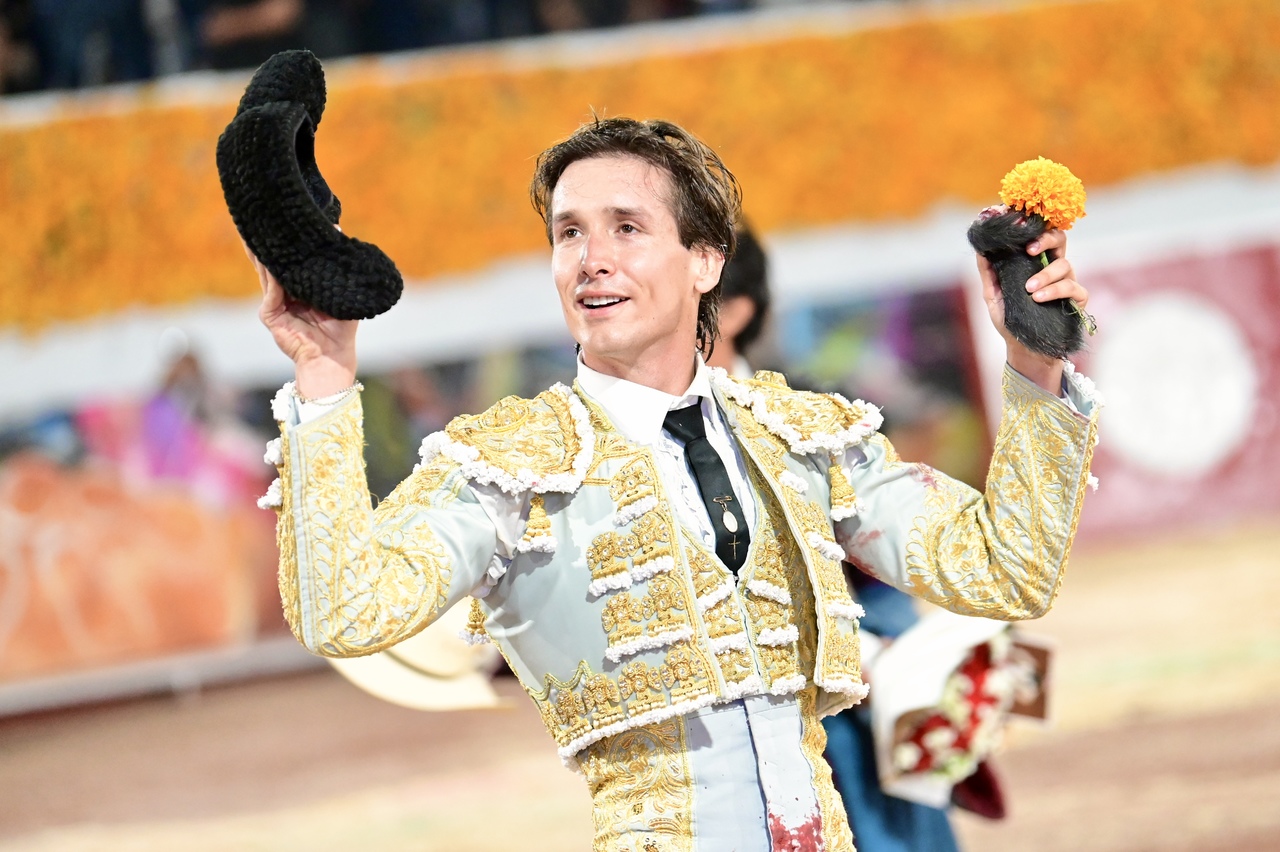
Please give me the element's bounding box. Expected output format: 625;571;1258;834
582;296;627;309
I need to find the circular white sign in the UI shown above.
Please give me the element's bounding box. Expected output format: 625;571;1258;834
1092;292;1258;479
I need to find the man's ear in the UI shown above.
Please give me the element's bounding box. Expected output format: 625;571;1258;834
692;246;726;295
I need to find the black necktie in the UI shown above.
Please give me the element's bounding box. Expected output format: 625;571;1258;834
663;404;751;574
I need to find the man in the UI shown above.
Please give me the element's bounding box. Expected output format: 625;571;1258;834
249;117;1100;851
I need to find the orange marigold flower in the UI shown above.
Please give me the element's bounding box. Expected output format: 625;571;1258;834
998;157;1087;231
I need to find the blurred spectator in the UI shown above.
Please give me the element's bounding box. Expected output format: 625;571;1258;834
179;0;307;70
142;350;214;481
706;222;770;375
30;0;153;88
362;364;460;498
350;0;537;52
535;0;696;31
0;411;84;466
133;348;268;507
0;0;41;93
3;0;812;91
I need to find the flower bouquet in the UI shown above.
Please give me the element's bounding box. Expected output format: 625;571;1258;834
867;610;1052;809
889;630;1041;785
967;157;1092;358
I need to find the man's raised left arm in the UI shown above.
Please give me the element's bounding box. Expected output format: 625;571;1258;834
834;229;1100;620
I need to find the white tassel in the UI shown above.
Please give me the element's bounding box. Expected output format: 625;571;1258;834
806;532;845;562
270;383;295;422
827;601;866;620
603;627;694;663
746;580;793;606
263;437;283;466
757;625;799;647
697;580;735;613
256;477;282;510
779;471;809;494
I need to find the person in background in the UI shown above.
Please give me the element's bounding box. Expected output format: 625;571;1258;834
180;0;306;71
703;222;769;379
0;0;41;93
29;0;152;89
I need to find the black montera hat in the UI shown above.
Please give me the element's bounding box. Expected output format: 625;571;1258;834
216;50;403;320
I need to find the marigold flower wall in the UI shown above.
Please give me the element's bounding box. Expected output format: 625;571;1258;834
2;0;1278;331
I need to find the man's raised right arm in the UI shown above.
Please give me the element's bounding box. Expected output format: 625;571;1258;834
266;390;497;656
250;246;496;656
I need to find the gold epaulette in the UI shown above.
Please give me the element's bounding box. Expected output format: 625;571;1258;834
423;383;593;495
713;368;884;456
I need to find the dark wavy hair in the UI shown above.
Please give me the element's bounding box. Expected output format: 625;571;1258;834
530;117;743;354
719;222;770;352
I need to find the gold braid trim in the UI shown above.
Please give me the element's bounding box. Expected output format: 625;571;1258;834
798;687;856;851
275;431;301;638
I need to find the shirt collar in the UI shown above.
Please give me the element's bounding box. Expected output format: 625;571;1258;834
575;354;715;445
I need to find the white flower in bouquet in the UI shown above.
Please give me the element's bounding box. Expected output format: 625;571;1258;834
983;667;1013;697
939;677;970;723
894;742;924;772
922;725;958;752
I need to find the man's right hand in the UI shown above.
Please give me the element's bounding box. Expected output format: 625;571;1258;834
247;242;359;398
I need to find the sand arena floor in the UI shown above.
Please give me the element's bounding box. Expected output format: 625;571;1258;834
2;522;1278;851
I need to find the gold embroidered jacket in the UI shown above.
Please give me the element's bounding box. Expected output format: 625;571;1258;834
265;364;1099;765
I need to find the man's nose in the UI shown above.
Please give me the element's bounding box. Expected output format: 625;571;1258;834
580;233;615;277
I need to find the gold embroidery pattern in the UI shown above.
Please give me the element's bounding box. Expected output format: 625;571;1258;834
533;643;717;752
580;715;694;852
678;532;760;689
701;597;747;643
730;405;863;697
827;461;861;517
443;386;586;484
743;594;794;634
743;518;792;593
792;499;857;605
740;375;876;450
741;464;819;685
587;508;678;593
583;674;627;729
631;513;675;573
610;456;660;517
589;530;637;592
797;687;856;852
275;431;300;637
287;401;457;655
684;532;732;600
601;574;695;660
903;369;1095;620
715;647;755;683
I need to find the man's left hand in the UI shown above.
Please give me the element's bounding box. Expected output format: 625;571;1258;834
977;228;1089;393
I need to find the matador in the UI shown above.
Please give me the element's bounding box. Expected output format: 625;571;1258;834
249;117;1100;851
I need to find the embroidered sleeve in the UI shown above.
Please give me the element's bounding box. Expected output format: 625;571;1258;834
833;365;1100;620
274;393;498;656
